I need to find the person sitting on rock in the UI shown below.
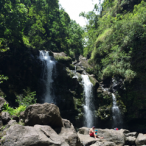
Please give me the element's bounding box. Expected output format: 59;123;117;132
89;126;104;139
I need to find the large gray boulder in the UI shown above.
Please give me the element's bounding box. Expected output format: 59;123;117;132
125;136;136;145
2;124;63;146
97;129;125;146
91;141;116;146
124;132;137;145
78;127;90;135
77;133;99;146
120;129;130;134
135;133;146;145
23;103;63;127
78;127;97;145
1;123;81;146
68;134;81;146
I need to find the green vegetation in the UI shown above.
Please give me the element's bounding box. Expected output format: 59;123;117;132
89;76;97;86
0;0;83;55
2;89;36;116
80;4;99;57
0;0;84;107
2;102;26;116
54;55;72;65
73;97;84;120
0;42;8;84
82;0;146;128
0;0;146;130
0;75;8;84
16;90;36;107
82;0;146;82
96;105;111;120
86;67;94;74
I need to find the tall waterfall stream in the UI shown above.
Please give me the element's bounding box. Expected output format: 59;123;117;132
39;51;56;103
39;52;123;128
101;78;123;128
81;75;94;128
112;93;123;128
111;78;123;128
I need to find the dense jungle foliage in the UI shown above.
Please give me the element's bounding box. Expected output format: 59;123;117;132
83;0;146;82
0;0;83;104
0;0;83;56
1;0;146;131
82;0;146;130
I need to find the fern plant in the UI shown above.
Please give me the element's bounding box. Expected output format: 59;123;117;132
2;102;26;116
16;89;36;107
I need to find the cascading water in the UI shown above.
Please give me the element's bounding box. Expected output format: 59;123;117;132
73;66;78;79
39;50;56;103
81;75;94;128
75;66;76;73
112;93;123;128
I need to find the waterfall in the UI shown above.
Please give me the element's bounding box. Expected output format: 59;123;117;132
39;50;56;103
112;93;123;128
81;75;94;128
73;66;78;79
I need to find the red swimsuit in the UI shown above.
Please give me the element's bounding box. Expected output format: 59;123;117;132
90;132;95;137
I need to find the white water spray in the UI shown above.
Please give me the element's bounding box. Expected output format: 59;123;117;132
73;66;78;79
39;51;56;103
112;93;123;128
81;75;94;128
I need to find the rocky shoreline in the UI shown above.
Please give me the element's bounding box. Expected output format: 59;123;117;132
0;97;146;146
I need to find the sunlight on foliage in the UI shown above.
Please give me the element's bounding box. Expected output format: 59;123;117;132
16;90;36;107
95;28;113;44
2;102;26;116
84;0;146;82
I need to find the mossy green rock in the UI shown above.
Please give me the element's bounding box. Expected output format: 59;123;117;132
53;52;72;66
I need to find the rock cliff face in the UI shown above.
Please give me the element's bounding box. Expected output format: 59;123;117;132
0;48;42;106
51;53;102;128
1;48;146;132
53;51;146;133
47;53;98;128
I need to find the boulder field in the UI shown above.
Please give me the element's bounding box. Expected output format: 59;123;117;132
78;127;146;146
0;99;146;146
0;102;81;146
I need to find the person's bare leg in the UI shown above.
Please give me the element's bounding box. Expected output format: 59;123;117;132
94;132;97;139
98;136;104;139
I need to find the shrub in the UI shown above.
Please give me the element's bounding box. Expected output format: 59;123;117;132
86;67;94;74
2;102;26;116
16;90;36;107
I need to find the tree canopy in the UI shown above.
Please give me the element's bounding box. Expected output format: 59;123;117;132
81;0;146;82
0;0;83;57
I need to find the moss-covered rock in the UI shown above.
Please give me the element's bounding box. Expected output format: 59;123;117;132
53;52;72;66
89;76;98;87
